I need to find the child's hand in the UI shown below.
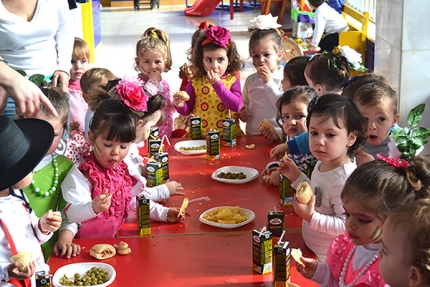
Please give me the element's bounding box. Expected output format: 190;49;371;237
138;162;147;177
39;210;62;234
308;45;318;53
261;127;281;142
92;193;112;214
147;70;162;83
206;70;220;85
292;194;315;222
53;230;81;258
237;106;248;122
270;144;289;160
8;261;35;280
70;120;80;132
166;207;185;223
165;181;185;196
262;168;280;187
354;150;374;165
173;93;186;108
257;66;273;84
295;256;318;279
279;156;301;182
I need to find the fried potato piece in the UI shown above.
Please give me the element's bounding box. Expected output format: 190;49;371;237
178;197;189;217
202;206;248;224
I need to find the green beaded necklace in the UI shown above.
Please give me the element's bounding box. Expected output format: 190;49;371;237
30;153;59;197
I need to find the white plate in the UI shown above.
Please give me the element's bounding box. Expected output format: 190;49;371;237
211;166;259;184
52;262;116;287
199;206;255;229
174;140;207;155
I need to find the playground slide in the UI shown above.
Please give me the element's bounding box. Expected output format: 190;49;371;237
184;0;221;17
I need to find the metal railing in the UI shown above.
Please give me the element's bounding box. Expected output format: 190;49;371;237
346;0;376;21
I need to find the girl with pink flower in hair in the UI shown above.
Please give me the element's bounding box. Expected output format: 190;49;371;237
61;78;185;238
135;27;175;138
173;25;245;137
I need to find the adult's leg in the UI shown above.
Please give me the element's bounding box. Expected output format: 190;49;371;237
318;33;339;53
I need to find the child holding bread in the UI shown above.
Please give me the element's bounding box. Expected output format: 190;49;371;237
295;155;430;286
279;94;367;261
0;115;62;286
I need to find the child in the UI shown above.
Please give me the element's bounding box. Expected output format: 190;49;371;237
308;0;348;53
379;199;430;287
135;27;175;138
81;67;117;140
22;87;80;260
346;82;401;164
296;155;430;286
281;56;309;92
238;28;284;141
279;94;367;261
0;115;62;286
68;37;90;133
262;86;317;187
271;52;350;160
173;25;245;137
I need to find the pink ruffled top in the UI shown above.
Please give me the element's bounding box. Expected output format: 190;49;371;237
76;152;137;238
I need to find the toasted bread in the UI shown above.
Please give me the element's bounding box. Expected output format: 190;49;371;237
90;244;116;260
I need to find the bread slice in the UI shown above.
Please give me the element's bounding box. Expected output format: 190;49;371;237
257;119;276;134
296;182;312;204
10;251;33;271
90;244;116;259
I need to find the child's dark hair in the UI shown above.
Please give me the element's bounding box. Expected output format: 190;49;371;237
192;28;245;77
347;82;398;114
284;56;309;86
249;28;284;56
341;155;430;221
305;53;349;92
276;86;316;129
306;93;367;157
135;27;172;72
40;87;69;131
308;0;325;7
341;73;389;99
90;99;136;143
186;21;216;61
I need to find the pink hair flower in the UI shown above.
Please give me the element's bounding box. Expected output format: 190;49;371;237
115;77;149;115
204;26;231;47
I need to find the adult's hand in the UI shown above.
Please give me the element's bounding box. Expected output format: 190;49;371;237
0;64;58;117
51;70;69;93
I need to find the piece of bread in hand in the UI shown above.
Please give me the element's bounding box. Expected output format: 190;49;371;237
291;248;304;265
176;91;190;101
10;251;33;271
296;182;312;204
90;244;116;260
257;119;276;134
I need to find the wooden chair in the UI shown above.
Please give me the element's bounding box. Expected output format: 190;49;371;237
260;0;289;26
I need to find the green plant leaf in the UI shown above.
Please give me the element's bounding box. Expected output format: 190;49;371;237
397;143;409;152
15;70;27;77
412;127;430;142
400;152;410;159
392;128;408;143
407;104;426;128
411;138;423;150
28;74;45;87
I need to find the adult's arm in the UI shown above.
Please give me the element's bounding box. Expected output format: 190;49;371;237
0;59;57;117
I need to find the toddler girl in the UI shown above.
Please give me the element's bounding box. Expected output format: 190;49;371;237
238;28;284;141
135;27;175;138
262;86;317;186
271;52;350;159
379;198;430;287
296;155;430;286
173;25;245;137
23;87;80;259
281;55;309;92
279;94;367;261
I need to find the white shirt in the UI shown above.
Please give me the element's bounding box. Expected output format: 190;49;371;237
242;67;284;136
0;0;74;75
312;2;349;46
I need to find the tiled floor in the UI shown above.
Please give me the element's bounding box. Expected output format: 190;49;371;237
93;4;263;91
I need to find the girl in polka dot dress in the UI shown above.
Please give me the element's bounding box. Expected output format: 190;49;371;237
173;25;245;136
135;27;175;138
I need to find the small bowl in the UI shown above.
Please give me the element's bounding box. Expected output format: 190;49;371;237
52;262;116;287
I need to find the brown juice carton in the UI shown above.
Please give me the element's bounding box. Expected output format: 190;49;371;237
273;241;291;287
268;211;285;240
252;228;272;274
280;174;294;206
136;194;151;235
147;127;160;155
190;116;203;140
154;152;169;183
147;139;163;158
146;161;163;187
222;118;236;147
206;129;220;161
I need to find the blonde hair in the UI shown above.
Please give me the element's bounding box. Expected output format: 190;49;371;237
80;68;117;94
72;37;90;60
135;27;172;72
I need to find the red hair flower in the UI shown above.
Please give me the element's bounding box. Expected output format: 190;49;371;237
376;154;410;168
115;76;149;116
203;26;231;48
198;21;209;30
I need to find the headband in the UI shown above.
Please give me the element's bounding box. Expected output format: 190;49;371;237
201;26;231;48
376;154;410;168
249;14;282;30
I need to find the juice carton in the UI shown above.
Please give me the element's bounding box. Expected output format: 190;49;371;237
222;118;236;147
280;174;294;206
146;161;163;187
206;129;220;161
154;152;169;183
252;228;272;274
147;139;163;158
268;211;285;240
190;116;203;140
136;194;151;235
273;241;291;287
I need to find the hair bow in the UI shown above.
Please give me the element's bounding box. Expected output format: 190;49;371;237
376;154;410;168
